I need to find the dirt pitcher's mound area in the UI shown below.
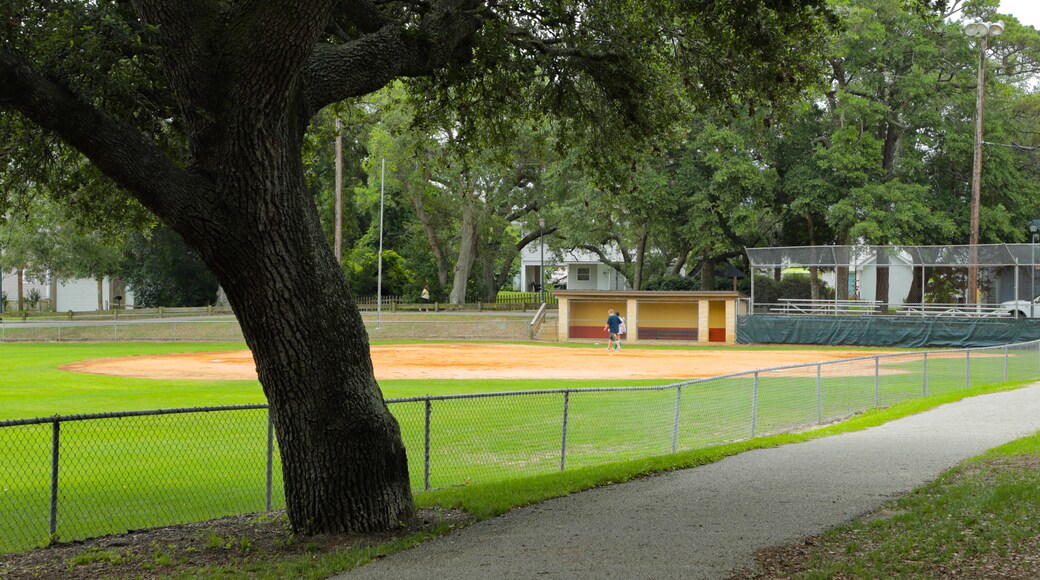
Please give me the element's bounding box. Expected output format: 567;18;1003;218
61;344;884;381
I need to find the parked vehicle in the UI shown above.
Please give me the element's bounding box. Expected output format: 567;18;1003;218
1002;297;1040;318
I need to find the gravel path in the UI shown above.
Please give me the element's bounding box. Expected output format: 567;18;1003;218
338;385;1040;580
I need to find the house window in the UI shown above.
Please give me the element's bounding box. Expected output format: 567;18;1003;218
577;267;590;281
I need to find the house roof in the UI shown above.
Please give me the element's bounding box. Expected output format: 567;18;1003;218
555;290;745;301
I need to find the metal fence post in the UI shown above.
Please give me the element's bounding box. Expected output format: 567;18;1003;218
57;321;61;342
424;399;432;491
751;372;759;438
1005;346;1010;382
560;390;570;471
266;409;274;512
816;364;822;423
671;386;682;453
874;355;880;408
923;352;928;396
50;419;60;540
966;350;971;389
113;320;118;341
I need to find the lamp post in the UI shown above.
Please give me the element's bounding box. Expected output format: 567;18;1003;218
964;20;1004;305
538;217;546;304
1030;219;1040;318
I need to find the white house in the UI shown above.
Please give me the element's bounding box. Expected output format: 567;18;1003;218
1;270;134;312
519;243;630;292
850;251;914;305
812;249;915;305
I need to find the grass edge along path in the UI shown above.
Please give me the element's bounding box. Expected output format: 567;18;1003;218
731;416;1040;579
32;379;1028;579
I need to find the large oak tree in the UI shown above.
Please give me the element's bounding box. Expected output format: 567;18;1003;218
1;0;839;534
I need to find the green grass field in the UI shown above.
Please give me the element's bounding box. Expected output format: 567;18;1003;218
1;341;1036;554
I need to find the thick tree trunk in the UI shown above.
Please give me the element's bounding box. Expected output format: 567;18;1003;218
807;215;820;301
480;253;497;303
491;245;521;301
669;246;690;276
49;276;58;312
875;248;890;314
701;253;715;291
905;263;923;304
410;184;450;289
16;268;23;312
835;243;849;301
450;195;479;304
189;156;414;534
480;223;507;303
153;88;416;534
881;121;900;178
632;228;648;290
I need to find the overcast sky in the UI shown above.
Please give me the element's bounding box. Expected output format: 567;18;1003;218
999;0;1040;28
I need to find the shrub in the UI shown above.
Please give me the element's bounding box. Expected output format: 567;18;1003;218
753;273;834;305
643;275;698;291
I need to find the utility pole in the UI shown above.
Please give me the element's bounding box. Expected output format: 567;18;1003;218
964;20;1003;305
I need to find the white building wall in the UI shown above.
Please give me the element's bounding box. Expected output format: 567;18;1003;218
567;264;599;290
0;271;135;312
854;261;913;305
0;270;48;311
0;270;13;313
56;278;101;311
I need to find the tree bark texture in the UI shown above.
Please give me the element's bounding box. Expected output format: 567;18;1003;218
450;194;480;304
835;239;849;301
807;215;820;301
49;277;58;312
632;228;648;291
875;248;890;315
701;253;715;292
411;178;450;289
905;263;924;304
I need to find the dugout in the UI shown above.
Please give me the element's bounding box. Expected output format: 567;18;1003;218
554;290;746;344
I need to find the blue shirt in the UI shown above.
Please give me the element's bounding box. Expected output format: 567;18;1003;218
607;314;622;334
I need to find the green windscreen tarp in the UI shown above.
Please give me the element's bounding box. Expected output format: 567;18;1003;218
737;315;1040;348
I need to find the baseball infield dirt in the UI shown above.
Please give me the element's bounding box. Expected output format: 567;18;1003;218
61;344;885;381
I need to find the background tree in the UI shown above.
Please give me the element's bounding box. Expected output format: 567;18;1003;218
0;196;125;310
364;86;556;303
120;224;219;308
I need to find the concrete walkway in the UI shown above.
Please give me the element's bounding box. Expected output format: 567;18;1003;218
339;385;1040;579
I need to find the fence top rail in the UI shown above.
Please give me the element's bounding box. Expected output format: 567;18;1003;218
0;404;270;428
0;317;238;326
777;298;884;305
746;243;1039;268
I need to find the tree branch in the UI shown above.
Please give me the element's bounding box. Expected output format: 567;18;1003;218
304;0;484;113
130;0;221;153
0;49;204;225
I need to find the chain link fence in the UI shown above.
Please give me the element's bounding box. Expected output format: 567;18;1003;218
3;340;1040;553
0;314;536;342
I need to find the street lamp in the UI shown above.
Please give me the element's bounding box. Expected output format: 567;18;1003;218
538;217;546;304
964;19;1004;305
1029;219;1040;318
